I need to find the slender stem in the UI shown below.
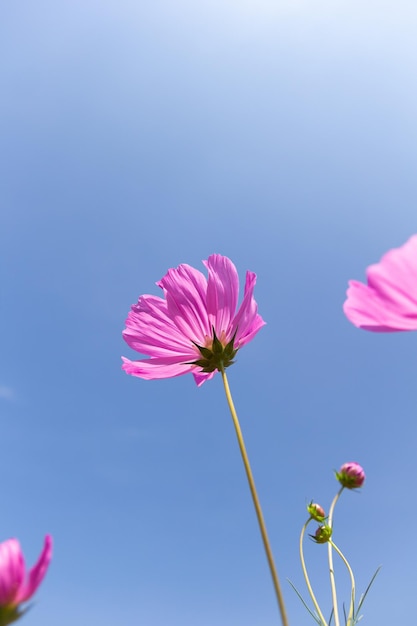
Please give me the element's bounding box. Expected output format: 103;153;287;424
330;541;356;626
299;519;328;626
220;367;289;626
327;488;344;626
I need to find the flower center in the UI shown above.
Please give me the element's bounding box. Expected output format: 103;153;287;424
203;329;228;351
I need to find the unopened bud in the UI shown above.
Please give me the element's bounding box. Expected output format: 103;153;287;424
336;462;365;489
311;525;332;544
307;502;326;522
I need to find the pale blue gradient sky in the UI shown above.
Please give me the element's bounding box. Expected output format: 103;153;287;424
1;1;417;625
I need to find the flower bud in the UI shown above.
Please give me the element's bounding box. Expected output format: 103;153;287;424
336;462;365;489
311;525;332;544
307;502;326;522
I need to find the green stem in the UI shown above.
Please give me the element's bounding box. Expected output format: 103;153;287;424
330;541;356;626
327;487;344;626
299;519;328;625
220;366;289;626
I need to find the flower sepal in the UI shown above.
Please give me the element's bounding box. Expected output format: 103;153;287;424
0;605;27;626
190;328;238;373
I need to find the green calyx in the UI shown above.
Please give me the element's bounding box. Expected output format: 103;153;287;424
335;471;361;489
189;328;238;373
0;605;25;626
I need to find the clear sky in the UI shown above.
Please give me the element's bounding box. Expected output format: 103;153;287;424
1;1;417;625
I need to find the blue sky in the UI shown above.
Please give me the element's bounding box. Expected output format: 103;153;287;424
1;1;417;624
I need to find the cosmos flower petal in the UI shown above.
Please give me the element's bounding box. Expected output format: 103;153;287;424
233;271;266;346
192;370;216;387
0;540;24;605
344;234;417;332
123;295;197;356
157;264;211;342
16;535;52;604
343;280;417;332
122;356;197;380
203;254;239;335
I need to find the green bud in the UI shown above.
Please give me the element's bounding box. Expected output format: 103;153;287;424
307;502;326;522
311;525;332;544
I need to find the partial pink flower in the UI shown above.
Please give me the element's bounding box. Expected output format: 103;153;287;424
343;234;417;332
122;254;265;386
0;535;52;610
336;462;365;489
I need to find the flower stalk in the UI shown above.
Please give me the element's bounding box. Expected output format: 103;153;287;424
330;541;356;626
299;519;328;626
327;487;344;626
220;365;289;626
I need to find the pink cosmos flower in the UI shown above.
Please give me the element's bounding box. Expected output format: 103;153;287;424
0;535;52;615
343;234;417;332
122;254;265;386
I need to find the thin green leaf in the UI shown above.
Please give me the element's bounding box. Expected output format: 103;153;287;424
287;579;324;625
356;566;381;615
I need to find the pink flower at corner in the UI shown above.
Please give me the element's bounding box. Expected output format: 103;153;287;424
0;535;52;619
343;234;417;332
122;254;265;386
